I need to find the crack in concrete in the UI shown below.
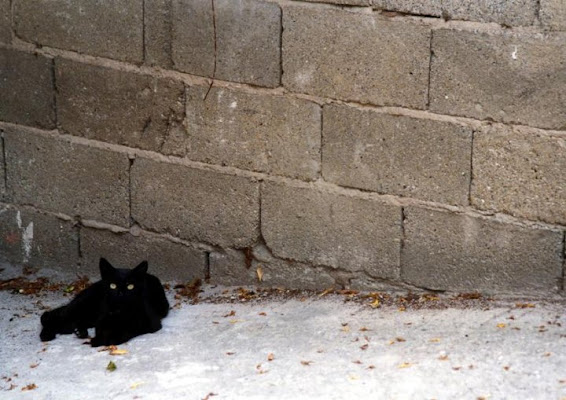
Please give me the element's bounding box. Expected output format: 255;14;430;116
203;0;217;101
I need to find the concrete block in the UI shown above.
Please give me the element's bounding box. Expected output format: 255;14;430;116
402;207;564;293
209;245;336;289
185;86;320;180
441;0;537;26
56;59;185;152
0;48;55;129
14;0;143;63
0;135;5;198
430;29;566;130
540;0;566;31
0;205;78;272
131;158;260;247
300;0;370;5
172;0;281;87
472;125;566;226
4;126;130;226
262;182;401;279
282;6;431;109
0;0;10;44
372;0;441;16
323;104;472;205
145;0;173;67
80;227;207;282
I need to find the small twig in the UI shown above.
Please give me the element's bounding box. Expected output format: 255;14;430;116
203;0;217;101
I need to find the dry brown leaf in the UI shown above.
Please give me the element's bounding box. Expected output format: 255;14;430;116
110;348;128;356
398;362;413;369
396;337;406;342
301;360;313;366
496;323;506;329
319;288;333;297
223;310;236;318
352;360;363;364
202;393;218;400
370;298;380;309
267;353;275;361
398;306;406;312
543;352;552;357
360;344;369;351
256;266;263;282
226;352;235;356
258;312;267;316
359;327;370;332
341;325;350;333
21;384;37;392
29;363;39;369
438;354;449;361
429;338;441;343
503;366;510;371
367;365;375;370
130;382;144;389
229;319;243;324
515;303;535;309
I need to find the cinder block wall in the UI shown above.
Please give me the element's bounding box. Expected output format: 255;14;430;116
1;0;565;294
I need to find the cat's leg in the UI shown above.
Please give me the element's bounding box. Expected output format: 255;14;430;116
40;306;73;341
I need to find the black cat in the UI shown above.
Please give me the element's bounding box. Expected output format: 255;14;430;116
40;258;169;347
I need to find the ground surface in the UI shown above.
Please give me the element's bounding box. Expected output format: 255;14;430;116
1;262;566;400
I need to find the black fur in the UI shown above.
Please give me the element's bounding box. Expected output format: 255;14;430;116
40;258;169;347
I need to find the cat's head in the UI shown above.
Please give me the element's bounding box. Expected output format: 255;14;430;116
99;258;149;302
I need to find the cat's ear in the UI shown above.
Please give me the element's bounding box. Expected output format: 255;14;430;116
99;258;116;281
133;261;148;276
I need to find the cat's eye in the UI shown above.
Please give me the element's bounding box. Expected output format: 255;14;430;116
127;284;134;290
109;283;117;290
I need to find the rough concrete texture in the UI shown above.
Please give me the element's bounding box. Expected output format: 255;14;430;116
0;49;55;129
441;0;537;26
131;157;259;248
0;135;5;198
0;206;78;272
402;207;564;293
0;0;10;44
172;0;281;87
80;227;207;282
4;127;130;227
430;29;566;130
13;0;143;63
540;0;566;30
322;104;472;205
300;0;371;5
56;59;185;152
372;0;442;16
262;182;401;279
209;245;336;289
472;125;566;226
144;0;173;67
185;86;320;180
282;6;430;109
3;272;566;400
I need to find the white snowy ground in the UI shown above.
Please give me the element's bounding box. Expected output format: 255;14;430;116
1;268;566;399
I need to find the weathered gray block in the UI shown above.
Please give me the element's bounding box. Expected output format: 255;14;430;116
172;0;281;87
131;158;260;247
430;29;566;130
0;205;79;272
283;6;431;109
145;0;173;67
323;104;472;205
372;0;441;16
5;126;130;226
262;182;401;278
472;125;566;226
184;86;320;180
0;0;10;44
14;0;143;63
540;0;566;31
0;48;55;129
56;59;185;152
300;0;370;5
441;0;537;26
0;135;5;198
80;227;207;282
402;207;564;293
209;245;336;289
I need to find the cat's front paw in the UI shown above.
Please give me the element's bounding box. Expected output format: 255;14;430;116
74;328;89;339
